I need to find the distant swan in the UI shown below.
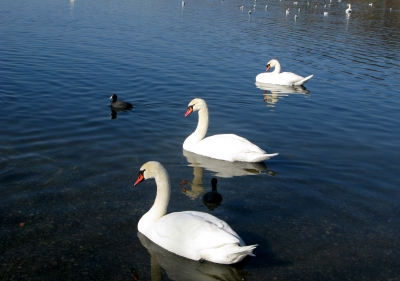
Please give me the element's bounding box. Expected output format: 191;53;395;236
134;161;257;264
346;4;352;13
256;59;313;86
184;98;278;162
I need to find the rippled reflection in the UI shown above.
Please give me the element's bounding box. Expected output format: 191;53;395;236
137;232;248;281
109;107;132;119
256;81;310;105
181;149;275;199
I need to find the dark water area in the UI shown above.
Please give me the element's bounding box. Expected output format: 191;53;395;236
1;0;400;280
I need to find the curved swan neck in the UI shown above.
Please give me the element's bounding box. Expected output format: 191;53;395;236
138;165;170;232
184;102;209;147
272;60;281;74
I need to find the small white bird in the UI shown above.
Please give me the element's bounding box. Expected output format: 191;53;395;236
298;8;301;11
265;4;268;9
286;8;290;15
369;3;372;7
324;11;329;16
294;2;298;5
346;4;352;13
248;10;252;14
239;5;244;9
294;14;298;20
182;1;185;6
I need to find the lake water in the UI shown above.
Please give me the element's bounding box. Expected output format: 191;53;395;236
1;0;400;280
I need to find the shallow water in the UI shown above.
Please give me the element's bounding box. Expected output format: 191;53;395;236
1;0;400;280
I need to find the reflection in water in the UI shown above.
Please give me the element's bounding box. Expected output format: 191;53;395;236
137;232;248;281
182;149;275;199
184;149;275;178
255;81;310;105
202;178;223;211
109;107;132;119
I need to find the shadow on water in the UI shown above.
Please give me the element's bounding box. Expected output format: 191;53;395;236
255;82;310;105
109;106;133;119
134;232;293;281
180;149;275;199
135;232;250;281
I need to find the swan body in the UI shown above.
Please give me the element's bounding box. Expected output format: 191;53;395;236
256;59;313;86
134;161;257;264
183;98;278;162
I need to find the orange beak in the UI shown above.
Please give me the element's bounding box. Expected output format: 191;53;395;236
185;106;193;117
266;65;271;72
134;172;145;186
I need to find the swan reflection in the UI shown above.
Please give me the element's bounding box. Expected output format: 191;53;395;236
181;149;275;199
255;81;310;105
184;149;275;178
137;232;248;281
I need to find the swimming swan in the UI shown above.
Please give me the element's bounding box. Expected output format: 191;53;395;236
184;98;278;162
346;4;352;13
256;59;313;86
134;161;257;264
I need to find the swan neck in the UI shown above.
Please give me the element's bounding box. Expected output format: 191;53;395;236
272;61;281;74
138;169;170;232
184;104;209;147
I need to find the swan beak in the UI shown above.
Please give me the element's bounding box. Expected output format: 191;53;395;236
134;171;145;186
185;106;193;117
266;65;271;72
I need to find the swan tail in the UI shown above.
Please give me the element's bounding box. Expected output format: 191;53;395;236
229;244;258;257
253;152;279;162
200;244;258;264
293;74;313;86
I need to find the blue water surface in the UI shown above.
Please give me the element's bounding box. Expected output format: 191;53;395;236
1;0;400;280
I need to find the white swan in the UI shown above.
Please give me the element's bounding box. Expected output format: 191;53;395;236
183;98;278;162
134;161;257;264
346;4;352;13
256;59;313;86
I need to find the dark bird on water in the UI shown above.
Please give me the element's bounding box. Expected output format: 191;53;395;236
110;94;133;110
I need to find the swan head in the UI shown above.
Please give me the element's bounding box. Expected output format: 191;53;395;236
266;59;279;71
185;98;206;117
134;161;165;186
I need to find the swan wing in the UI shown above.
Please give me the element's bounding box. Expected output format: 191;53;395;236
190;134;277;162
145;211;244;260
256;72;312;86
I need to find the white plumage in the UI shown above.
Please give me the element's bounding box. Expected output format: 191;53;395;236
183;98;278;162
256;59;313;86
134;161;257;264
